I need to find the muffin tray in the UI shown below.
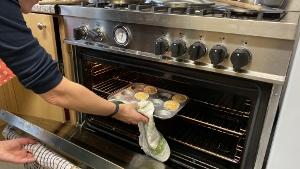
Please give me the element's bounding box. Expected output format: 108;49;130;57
107;83;189;119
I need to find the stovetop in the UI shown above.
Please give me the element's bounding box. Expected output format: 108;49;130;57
81;1;285;21
59;1;297;84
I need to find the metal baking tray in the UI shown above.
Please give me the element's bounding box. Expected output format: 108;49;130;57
108;83;189;119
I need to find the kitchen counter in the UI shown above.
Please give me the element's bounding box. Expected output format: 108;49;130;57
31;4;58;14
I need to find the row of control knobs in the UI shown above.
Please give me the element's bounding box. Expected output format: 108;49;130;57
155;38;251;71
74;26;104;42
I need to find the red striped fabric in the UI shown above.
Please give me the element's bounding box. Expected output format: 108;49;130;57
0;59;15;86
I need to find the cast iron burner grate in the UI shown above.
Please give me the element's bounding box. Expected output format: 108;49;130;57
82;1;285;21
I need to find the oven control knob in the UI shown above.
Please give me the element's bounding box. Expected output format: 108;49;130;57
188;42;207;60
87;28;104;42
73;26;88;40
209;45;228;66
154;38;169;55
231;48;252;71
171;40;187;57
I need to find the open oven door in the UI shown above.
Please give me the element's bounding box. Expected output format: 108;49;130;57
0;110;170;169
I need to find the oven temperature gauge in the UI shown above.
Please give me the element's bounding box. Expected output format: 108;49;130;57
113;25;131;46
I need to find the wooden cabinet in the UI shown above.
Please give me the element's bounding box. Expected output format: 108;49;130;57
0;79;18;114
23;13;58;60
0;13;66;122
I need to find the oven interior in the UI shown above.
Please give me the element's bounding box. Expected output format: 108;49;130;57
74;47;272;169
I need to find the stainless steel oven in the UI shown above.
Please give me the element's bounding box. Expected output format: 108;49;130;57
59;2;298;167
70;45;273;169
1;2;299;169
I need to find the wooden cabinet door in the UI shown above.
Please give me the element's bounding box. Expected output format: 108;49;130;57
0;79;18;114
23;13;58;60
10;13;65;122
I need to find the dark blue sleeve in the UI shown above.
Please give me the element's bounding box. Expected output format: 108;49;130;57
0;0;63;94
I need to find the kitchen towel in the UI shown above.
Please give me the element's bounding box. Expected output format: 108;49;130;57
137;101;170;162
2;125;80;169
0;59;15;86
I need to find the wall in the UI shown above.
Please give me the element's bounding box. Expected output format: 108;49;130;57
266;32;300;169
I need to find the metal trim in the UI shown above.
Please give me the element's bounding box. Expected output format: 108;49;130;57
0;110;123;169
253;85;282;169
59;5;298;40
65;39;286;84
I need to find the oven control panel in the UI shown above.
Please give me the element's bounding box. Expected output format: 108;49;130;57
65;17;294;84
188;42;207;61
208;44;229;67
231;48;252;71
74;25;104;42
154;38;169;55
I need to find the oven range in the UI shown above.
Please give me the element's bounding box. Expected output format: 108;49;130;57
61;1;298;168
4;1;300;169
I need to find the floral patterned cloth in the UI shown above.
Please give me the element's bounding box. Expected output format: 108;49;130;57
0;59;15;86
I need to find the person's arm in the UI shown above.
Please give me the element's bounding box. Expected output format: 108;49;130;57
0;0;148;124
40;77;148;124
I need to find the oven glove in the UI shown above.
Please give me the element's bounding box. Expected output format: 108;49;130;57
2;125;81;169
137;101;171;162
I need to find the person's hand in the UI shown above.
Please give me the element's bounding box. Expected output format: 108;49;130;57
0;138;36;164
113;103;149;124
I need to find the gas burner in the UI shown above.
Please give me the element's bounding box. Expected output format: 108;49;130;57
195;5;286;21
83;2;109;8
128;4;153;11
127;4;196;14
105;3;129;9
81;1;285;21
195;6;229;18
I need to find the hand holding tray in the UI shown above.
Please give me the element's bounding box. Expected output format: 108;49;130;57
108;83;189;119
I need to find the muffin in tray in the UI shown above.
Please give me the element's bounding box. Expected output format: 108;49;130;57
144;86;158;95
172;94;188;103
134;92;150;101
130;83;145;92
163;100;180;111
121;89;134;96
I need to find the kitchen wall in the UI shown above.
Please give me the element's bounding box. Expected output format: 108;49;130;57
285;0;300;11
266;29;300;169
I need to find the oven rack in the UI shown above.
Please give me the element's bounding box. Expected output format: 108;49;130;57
157;117;244;164
91;64;115;76
92;78;130;98
92;78;248;137
195;96;252;118
90;64;250;136
86;64;252;164
178;101;249;137
87;115;244;164
178;115;244;137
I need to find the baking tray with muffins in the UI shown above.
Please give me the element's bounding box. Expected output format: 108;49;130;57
107;83;189;119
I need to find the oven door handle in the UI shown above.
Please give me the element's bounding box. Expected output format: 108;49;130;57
0;109;123;169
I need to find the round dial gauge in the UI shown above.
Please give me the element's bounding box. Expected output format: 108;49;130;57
113;25;131;46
